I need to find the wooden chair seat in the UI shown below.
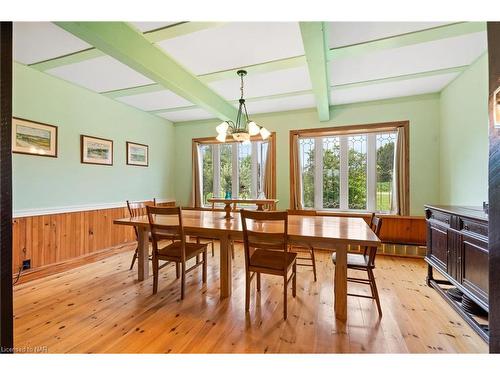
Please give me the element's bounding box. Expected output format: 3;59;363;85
157;241;207;260
332;252;372;269
250;249;297;272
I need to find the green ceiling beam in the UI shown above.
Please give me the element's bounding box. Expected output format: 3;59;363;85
300;22;331;121
56;22;237;121
29;21;223;72
329;22;486;60
147;64;468;115
143;21;225;42
29;48;104;71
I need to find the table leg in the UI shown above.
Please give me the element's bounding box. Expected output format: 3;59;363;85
137;227;150;281
219;234;232;298
334;243;348;321
256;203;264;211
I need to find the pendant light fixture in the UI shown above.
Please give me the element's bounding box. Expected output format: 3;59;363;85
215;70;270;144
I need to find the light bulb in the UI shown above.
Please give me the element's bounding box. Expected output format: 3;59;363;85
216;132;227;142
248;121;260;136
260;127;271;140
216;121;229;134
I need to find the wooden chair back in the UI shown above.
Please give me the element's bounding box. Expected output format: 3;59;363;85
367;212;375;227
146;206;187;260
240;210;289;268
127;199;156;238
366;216;382;267
287;209;316;216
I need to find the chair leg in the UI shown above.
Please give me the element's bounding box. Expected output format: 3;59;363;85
175;262;180;279
256;272;261;292
310;249;317;282
245;273;250;312
202;250;207;283
180;262;186;300
129;248;138;270
283;275;288;320
368;268;382;316
292;263;297;298
152;256;159;295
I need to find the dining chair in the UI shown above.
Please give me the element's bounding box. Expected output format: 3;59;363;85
241;209;297;320
127;199;156;270
286;209;317;281
332;216;383;315
146;206;208;299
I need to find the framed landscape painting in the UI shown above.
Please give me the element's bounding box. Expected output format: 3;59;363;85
126;141;149;167
81;135;113;166
12;117;58;157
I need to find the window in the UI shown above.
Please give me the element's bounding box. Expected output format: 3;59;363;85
298;129;398;213
198;139;272;207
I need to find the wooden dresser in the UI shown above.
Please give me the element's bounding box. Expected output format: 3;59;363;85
425;204;489;341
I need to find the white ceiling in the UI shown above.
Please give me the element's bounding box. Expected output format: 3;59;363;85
157;22;305;75
329;31;486;86
328;22;452;48
46;55;154;93
12;22;488;123
13;22;91;64
117;89;192;111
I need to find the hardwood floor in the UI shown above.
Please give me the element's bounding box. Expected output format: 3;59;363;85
13;242;487;353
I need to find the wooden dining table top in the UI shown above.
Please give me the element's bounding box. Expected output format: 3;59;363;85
114;209;381;247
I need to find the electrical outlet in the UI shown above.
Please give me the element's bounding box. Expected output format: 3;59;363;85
22;259;31;270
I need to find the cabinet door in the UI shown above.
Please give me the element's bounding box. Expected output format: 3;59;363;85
428;222;449;273
461;234;489;306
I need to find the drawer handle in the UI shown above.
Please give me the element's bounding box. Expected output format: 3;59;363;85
445;219;449;224
464;225;470;230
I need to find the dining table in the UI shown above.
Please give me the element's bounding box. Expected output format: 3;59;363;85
113;209;380;321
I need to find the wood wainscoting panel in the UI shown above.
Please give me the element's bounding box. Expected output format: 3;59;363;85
12;207;136;276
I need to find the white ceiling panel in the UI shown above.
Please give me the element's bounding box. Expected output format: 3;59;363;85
208;66;312;100
13;22;91;64
328;22;452;48
330;31;487;86
129;22;179;32
331;73;459;105
158;108;215;123
157;22;304;75
46;55;154;93
246;93;316;115
117;89;192;111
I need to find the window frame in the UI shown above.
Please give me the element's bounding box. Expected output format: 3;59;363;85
290;121;409;214
193;133;276;208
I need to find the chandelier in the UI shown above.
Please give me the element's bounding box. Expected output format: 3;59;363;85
215;70;271;144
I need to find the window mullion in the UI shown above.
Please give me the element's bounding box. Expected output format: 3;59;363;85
251;142;258;199
232;143;238;198
340;136;348;210
314;138;323;210
213;144;220;199
367;133;376;212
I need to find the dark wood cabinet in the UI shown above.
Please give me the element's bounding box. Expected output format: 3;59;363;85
425;205;489;341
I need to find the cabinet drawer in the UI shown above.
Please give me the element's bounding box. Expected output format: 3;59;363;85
428;210;451;226
460;218;488;238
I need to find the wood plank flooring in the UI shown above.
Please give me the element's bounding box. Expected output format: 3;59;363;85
13;242;488;353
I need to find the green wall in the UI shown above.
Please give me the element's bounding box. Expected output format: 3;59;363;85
13;63;175;214
439;53;489;205
174;94;442;216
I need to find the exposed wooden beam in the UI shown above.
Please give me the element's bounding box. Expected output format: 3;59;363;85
56;22;237;121
300;22;331;121
329;22;486;60
30;21;224;72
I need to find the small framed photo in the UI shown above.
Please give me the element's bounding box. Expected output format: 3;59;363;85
81;135;113;166
126;141;149;167
12;117;58;157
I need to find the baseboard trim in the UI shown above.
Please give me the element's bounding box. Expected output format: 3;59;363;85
13;241;136;285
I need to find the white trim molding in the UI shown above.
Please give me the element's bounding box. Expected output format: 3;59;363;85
13;198;175;218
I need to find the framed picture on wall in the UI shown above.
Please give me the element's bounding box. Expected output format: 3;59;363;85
81;135;113;166
126;141;149;167
12;117;58;157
